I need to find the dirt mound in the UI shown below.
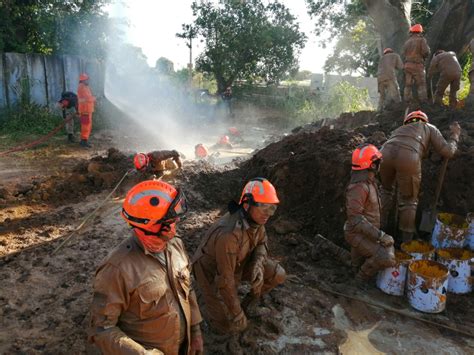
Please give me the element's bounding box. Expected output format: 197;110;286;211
242;105;474;245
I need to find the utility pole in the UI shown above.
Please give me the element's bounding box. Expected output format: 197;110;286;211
188;31;193;86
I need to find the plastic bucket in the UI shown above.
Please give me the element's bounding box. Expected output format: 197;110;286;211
467;213;474;251
376;251;412;296
407;260;449;313
431;213;469;249
401;240;435;260
437;248;474;294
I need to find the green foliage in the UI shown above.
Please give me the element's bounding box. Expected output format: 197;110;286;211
0;0;115;59
179;0;306;92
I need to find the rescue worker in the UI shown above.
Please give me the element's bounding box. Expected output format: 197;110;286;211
57;91;78;143
134;150;183;178
193;178;286;335
228;127;244;143
379;111;461;242
221;86;233;117
427;50;462;109
194;144;209;159
89;180;204;354
377;48;403;111
77;73;96;148
214;135;233;150
402;24;430;103
345;144;396;285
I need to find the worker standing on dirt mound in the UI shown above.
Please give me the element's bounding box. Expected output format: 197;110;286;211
377;48;403;111
427;50;462;109
77;73;96;148
89;180;204;354
134;150;183;178
379;111;460;242
193;178;286;336
345;144;396;287
402;24;430;104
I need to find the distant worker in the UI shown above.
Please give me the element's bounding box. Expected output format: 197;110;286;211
57;91;78;143
221;86;233;117
193;178;286;335
228;127;244;143
344;144;396;287
77;73;96;148
215;135;233;150
402;24;430;104
427;50;462;109
379;111;460;242
89;180;204;354
134;150;183;178
195;144;209;159
377;48;403;111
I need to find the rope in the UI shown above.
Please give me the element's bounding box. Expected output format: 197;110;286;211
51;169;133;255
0;116;72;157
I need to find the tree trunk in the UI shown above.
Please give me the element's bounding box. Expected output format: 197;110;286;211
426;0;474;56
363;0;412;55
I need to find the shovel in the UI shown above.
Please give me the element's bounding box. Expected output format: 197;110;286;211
419;158;449;232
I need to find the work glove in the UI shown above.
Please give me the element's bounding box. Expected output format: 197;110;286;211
449;121;461;141
250;258;265;297
230;310;248;333
378;231;394;247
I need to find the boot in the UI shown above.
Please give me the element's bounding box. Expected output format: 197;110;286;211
67;133;75;143
80;139;92;148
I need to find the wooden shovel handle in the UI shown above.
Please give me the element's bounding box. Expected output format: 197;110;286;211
433;158;449;209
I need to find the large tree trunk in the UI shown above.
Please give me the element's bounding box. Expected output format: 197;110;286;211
426;0;474;55
363;0;412;54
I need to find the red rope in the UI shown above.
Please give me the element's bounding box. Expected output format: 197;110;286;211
0;117;72;157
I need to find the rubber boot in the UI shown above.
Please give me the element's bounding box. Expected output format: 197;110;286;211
67;134;75;143
80;139;92;148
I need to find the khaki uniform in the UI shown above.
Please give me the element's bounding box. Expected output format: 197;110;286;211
403;34;430;102
344;170;396;279
89;235;202;354
192;211;286;334
148;150;182;176
377;52;403;110
428;51;462;108
380;122;458;240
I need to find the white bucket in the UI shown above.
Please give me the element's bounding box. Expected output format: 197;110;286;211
467;213;474;251
376;251;412;296
431;213;469;249
407;260;448;313
437;248;474;294
401;240;435;260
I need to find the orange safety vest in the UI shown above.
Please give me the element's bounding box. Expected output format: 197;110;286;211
77;83;96;114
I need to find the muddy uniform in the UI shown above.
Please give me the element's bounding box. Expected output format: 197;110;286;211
403;34;430;102
344;170;396;280
379;122;458;241
377;52;403;110
147;150;182;176
192;210;286;334
428;51;461;108
89;235;202;354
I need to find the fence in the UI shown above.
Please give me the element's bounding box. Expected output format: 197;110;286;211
0;53;104;110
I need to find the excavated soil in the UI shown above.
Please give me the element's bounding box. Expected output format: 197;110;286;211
1;105;474;354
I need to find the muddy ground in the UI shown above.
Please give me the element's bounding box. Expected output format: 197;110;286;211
1;105;474;354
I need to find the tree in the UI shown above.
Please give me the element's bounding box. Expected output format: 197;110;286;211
178;0;306;92
0;0;114;59
155;57;175;75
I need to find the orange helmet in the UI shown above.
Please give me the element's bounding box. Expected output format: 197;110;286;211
121;180;187;235
134;153;149;171
404;110;429;125
383;48;393;55
79;73;89;81
352;144;382;171
228;127;240;136
410;24;423;33
219;135;230;145
194;144;209;158
240;178;279;205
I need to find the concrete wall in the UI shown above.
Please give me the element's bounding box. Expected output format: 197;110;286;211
1;52;104;108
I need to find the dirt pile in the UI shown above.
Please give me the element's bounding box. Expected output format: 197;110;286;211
242;105;474;245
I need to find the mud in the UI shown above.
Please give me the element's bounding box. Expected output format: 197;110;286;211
1;105;474;353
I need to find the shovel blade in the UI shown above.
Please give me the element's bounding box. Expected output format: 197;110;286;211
420;208;437;233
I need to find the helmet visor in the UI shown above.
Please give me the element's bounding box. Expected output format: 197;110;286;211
253;202;278;216
155;189;188;224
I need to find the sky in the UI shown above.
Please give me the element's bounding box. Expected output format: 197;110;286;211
106;0;334;73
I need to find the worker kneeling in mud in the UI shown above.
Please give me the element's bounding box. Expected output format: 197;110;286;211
134;150;183;178
379;111;460;242
193;178;286;335
89;180;203;354
345;144;396;287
